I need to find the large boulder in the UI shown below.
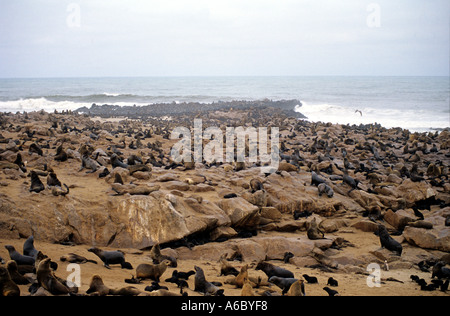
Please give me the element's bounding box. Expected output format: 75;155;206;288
403;226;450;252
216;197;260;228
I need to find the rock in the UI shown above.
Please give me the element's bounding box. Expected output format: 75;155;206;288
216;197;260;229
164;181;190;191
384;209;416;230
319;218;349;233
209;226;237;241
351;220;379;232
260;207;282;222
403;226;450;252
241;190;268;208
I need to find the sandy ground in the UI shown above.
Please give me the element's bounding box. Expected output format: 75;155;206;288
1;236;448;297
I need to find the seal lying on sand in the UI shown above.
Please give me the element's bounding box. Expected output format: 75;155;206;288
255;261;294;279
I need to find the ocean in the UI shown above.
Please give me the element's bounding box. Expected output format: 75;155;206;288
0;76;448;133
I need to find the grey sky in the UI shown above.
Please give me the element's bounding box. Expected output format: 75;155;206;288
0;0;449;77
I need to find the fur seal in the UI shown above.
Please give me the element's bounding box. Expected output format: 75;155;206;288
255;261;294;279
432;261;450;279
194;265;224;296
111;154;128;169
318;183;334;198
287;279;305;296
250;179;264;193
327;277;338;287
80;153;100;173
145;281;168;292
6;260;30;285
52;184;70;197
4;245;35;265
136;260;170;282
241;278;255;296
219;255;239;276
303;274;318;284
54;145;68;162
268;276;298;295
87;247;133;269
47;171;62;187
323;286;339;296
311;171;326;187
29;171;45;193
23;235;39;259
86;275;110;296
0;267;20;296
149;244;177;268
60;253;97;264
307;218;325;240
36;258;70;295
377;225;402;256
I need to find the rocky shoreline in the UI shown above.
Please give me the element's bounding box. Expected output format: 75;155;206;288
0;106;449;296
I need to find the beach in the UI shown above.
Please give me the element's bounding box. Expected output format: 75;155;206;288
0;106;449;297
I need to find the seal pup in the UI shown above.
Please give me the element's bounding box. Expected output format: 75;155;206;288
23;235;39;259
303;274;318;284
29;171;45;193
377;225;402;256
136;260;170;282
255;261;294;279
250;179;264;193
36;258;70;295
318;183;334;198
327;277;338;287
287;279;305;296
4;245;35;266
307;218;325;240
194;265;224;296
60;253;97;264
87;247;133;269
52;184;70;197
323;286;339;296
0;267;20;296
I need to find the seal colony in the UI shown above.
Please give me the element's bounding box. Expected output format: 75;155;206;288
0;104;449;296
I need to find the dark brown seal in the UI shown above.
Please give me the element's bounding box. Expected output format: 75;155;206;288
0;267;20;296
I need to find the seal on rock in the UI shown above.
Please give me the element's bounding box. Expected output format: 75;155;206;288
36;258;70;295
307;218;325;240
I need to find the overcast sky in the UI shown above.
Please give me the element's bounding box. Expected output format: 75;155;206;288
0;0;449;77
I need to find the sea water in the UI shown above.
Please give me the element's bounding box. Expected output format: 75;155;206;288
0;76;448;133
